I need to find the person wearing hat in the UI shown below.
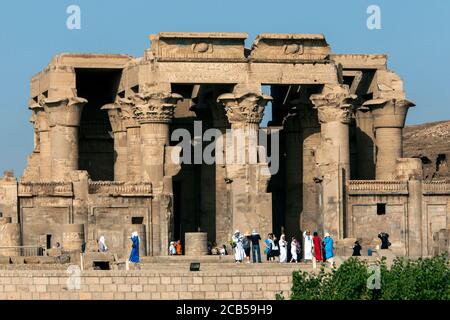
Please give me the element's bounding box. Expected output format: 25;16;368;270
169;241;176;255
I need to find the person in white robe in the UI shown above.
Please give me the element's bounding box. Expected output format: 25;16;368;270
232;230;246;263
303;230;314;262
290;237;298;263
279;234;288;263
98;236;108;252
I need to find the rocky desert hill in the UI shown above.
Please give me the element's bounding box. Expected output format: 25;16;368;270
403;120;450;180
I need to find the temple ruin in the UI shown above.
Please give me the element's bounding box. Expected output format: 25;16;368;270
0;32;449;259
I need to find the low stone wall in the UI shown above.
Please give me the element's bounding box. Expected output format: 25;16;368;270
0;268;294;300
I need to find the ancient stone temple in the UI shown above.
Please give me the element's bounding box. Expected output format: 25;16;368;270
0;32;449;258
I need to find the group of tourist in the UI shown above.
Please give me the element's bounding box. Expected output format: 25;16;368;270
229;229;336;265
94;229;391;268
169;240;183;255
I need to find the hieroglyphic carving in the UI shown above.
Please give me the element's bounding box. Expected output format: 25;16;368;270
348;180;408;195
88;181;152;196
18;182;73;197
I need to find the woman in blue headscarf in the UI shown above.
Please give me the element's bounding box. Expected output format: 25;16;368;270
323;232;334;267
129;231;140;264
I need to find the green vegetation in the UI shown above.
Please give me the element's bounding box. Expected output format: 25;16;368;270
290;255;450;300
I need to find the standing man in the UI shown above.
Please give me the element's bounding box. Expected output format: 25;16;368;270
248;229;262;263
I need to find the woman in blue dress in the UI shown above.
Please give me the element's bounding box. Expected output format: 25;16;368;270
129;231;140;264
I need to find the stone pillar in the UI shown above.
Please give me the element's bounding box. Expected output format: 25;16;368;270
132;89;183;256
101;103;127;181
185;232;208;256
355;107;376;179
118;98;142;182
298;104;321;233
42;97;87;181
218;84;273;239
210;101;232;247
395;158;423;256
364;99;415;180
30;103;52;180
283;111;302;239
310;85;355;239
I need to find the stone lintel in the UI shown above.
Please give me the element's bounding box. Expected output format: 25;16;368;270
330;54;387;69
50;53;133;69
249;33;330;62
149;32;248;62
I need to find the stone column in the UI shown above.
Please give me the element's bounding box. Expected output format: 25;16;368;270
297;104;321;233
210;101;232;247
218;84;272;239
118;98;142;182
42;97;87;181
364;99;415;180
29;104;52;180
133;90;183;256
101;103;127;181
310;85;355;238
355;107;376;179
283;111;302;239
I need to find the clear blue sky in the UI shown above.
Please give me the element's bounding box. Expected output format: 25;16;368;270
0;0;449;175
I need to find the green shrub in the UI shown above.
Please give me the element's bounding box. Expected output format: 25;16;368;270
380;255;450;300
290;255;450;300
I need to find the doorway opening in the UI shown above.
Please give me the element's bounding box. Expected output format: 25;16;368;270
76;68;122;181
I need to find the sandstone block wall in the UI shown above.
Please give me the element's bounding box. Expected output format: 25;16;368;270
0;269;293;300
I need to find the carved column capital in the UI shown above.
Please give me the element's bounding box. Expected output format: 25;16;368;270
40;97;87;127
132;91;183;124
101;103;126;133
116;98;139;128
29;103;50;132
310;85;356;124
362;98;415;128
217;90;272;124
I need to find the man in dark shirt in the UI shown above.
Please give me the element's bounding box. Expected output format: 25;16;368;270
378;232;391;249
248;230;262;263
